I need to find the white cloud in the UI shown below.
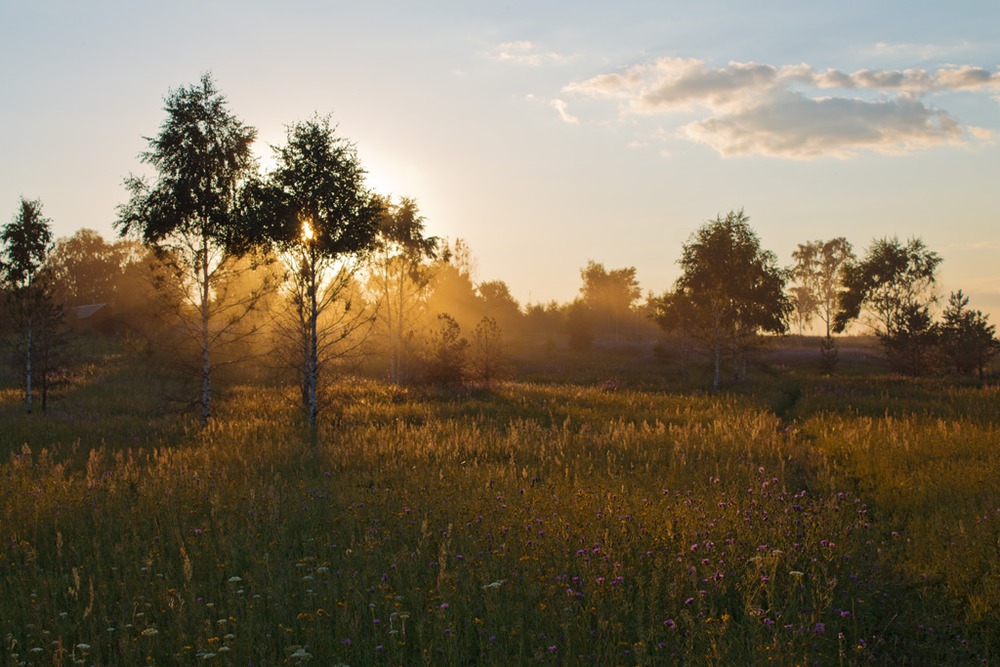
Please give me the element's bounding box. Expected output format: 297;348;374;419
489;41;571;67
565;58;781;113
550;99;579;125
564;58;1000;159
681;92;964;158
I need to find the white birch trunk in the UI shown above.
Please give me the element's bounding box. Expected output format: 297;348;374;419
200;236;211;425
25;320;33;414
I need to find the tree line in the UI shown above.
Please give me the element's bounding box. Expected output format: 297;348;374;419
3;75;998;422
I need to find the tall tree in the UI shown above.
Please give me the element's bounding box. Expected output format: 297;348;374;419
368;196;438;384
651;210;789;391
250;115;380;433
1;197;65;413
116;73;260;424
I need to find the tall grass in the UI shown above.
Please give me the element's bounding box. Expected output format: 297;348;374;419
1;369;997;665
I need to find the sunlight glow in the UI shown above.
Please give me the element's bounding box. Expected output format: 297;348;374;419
301;217;314;242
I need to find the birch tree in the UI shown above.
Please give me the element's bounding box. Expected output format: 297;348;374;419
368;196;438;384
116;74;260;424
1;197;64;413
651;210;789;391
250;115;380;434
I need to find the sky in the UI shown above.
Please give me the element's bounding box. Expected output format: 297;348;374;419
2;0;999;320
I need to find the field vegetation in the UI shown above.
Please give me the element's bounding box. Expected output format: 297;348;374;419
2;340;998;666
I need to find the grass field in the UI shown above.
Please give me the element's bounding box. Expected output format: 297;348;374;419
1;341;998;665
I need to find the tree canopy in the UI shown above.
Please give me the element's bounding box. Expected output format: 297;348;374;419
834;236;941;337
1;197;64;413
116;73;260;424
652;210;789;391
250;115;381;432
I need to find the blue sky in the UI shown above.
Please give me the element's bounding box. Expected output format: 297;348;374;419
2;1;998;319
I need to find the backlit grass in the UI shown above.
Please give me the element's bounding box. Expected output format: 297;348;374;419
1;360;997;665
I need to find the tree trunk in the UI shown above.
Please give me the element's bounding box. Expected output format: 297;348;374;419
712;337;721;393
307;245;319;438
25;319;33;414
200;238;211;426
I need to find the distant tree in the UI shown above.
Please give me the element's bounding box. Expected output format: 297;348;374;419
883;302;939;376
423;313;468;385
791;237;854;370
651;210;790;391
426;238;482;334
368;196;438;384
791;238;854;338
45;229;138;307
835;237;941;373
579;260;642;342
565;299;595;351
478;280;523;342
524;300;564;352
248;115;380;433
116;73;261;424
939;290;999;379
1;197;66;413
787;284;819;337
468;316;509;384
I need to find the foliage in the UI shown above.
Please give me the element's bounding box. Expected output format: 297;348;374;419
835;237;942;376
564;299;595;351
116;73;262;424
578;260;642;342
467;316;509;384
477;281;523;343
835;237;940;337
247;114;381;430
789;238;853;338
422;313;468;384
652;210;790;391
818;335;839;375
1;197;66;413
939;290;999;379
367;196;438;384
44;229;140;307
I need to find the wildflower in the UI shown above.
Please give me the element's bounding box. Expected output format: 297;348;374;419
684;597;694;605
141;627;159;637
663;619;676;630
227;576;242;583
814;622;826;634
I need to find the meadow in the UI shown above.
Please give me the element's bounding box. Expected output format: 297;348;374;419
1;342;998;665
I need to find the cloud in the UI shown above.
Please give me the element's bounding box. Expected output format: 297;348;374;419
564;58;1000;158
565;58;781;113
550;99;579;125
681;92;964;158
489;41;571;67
